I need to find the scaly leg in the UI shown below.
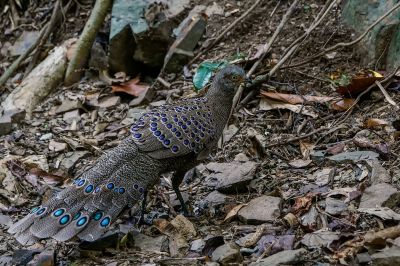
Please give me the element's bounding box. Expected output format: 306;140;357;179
172;170;190;216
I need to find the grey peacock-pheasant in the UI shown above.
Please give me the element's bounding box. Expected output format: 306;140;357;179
8;65;246;244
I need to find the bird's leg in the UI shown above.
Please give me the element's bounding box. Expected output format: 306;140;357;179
171;171;189;216
137;189;148;225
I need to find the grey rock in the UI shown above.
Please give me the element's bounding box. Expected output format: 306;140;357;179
134;233;168;253
205;161;257;193
63;109;81;124
359;183;400;208
204;191;228;205
238;196;281;224
250;248;307;266
371;246;400;266
222;124;238;143
60;151;90;173
190;239;206;253
54;99;83;114
325;197;348;215
39;133;53;141
328;151;379;163
234;153;249;162
169;192;189;207
0;115;12;136
211;242;243;265
366;160;392;184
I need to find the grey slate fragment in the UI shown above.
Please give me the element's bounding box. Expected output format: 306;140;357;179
359;183;400;208
211;242;243;265
250;248;307;266
238;196;281;224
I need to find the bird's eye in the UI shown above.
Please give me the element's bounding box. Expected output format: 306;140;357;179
230;74;239;81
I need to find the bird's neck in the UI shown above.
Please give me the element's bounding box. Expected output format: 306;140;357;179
205;86;235;133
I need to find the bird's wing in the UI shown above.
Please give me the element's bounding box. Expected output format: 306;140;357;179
130;97;217;159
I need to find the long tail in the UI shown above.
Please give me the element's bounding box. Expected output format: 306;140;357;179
8;138;159;244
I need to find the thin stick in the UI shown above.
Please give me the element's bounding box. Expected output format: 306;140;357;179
230;0;299;118
286;1;400;69
0;0;63;87
248;0;299;75
188;0;263;65
375;80;399;108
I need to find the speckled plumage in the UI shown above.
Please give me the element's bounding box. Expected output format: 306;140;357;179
8;65;246;244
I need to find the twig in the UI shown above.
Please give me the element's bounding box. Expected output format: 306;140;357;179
157;77;171;89
248;0;338;89
230;0;299;117
266;126;343;148
286;1;400;69
375;80;399;108
0;0;63;87
24;0;63;77
188;0;263;65
248;0;299;75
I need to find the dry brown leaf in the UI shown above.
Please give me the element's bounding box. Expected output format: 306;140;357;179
223;203;247;223
299;140;314;159
330;98;355;111
292;194;313;215
336;70;384;96
289;159;312;168
326;142;345;155
260;91;334;105
111;76;149;97
364;118;389;129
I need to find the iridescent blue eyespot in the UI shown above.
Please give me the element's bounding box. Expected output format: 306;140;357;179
150;117;157;122
95;187;101;193
163;139;170;146
161;117;167;122
59;214;71;225
173;117;178;122
73;178;80;184
85;184;94;193
150;127;157;132
182;116;188;121
36;207;46;216
171;146;179;152
172;128;177;132
134;133;142;139
77;179;85;187
76;216;88;227
195;137;200;142
107;183;114;190
73;212;81;220
200;133;205;137
191;133;195;138
161;113;166;117
31;206;40;213
191;142;196;148
166;123;172;129
131;126;138;132
159;134;165;140
151;122;157;127
114;188;118;192
100;217;111;227
154;130;161;136
139;187;144;193
183;140;189;145
175;131;181;137
182;125;187;129
53;208;65;217
133;184;139;190
194;121;198;125
93;211;103;221
119;188;125;194
193;129;198;133
187;121;191;125
178;121;183;126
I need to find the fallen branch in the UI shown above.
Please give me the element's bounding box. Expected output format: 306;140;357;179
286;1;400;69
188;0;263;65
64;0;112;85
0;0;62;87
375;80;399;108
230;0;299;118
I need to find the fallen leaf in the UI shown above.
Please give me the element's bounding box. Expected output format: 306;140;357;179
292;193;313;215
259;98;319;118
335;70;384;96
260;91;335;105
193;61;228;90
364;118;389;129
288;159;312;168
224;203;247;223
358;207;400;221
111;76;149;97
330;98;355;111
326;142;345;155
299;140;314;159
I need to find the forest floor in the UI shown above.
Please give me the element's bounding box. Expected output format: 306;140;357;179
0;0;400;265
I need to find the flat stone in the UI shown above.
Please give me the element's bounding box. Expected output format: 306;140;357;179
54;99;83;114
190;239;206;253
359;183;400;208
366;160;392;184
134;233;168;253
328;151;379;163
204;191;228;205
169;192;189;207
325;197;348;215
96;96;121;108
238;196;281;224
60;151;90;173
63;109;81;124
250;248;307;266
49;140;67;152
211;243;243;265
234;153;249;162
222;124;238;143
371;246;400;266
205;161;257;193
0;115;12;136
39;133;53;141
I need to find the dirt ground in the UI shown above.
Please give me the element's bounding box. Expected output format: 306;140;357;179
0;0;399;265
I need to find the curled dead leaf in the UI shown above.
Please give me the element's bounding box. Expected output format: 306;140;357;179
260;91;335;105
330;98;355;111
364;118;389;129
224;203;247;223
111;76;149;97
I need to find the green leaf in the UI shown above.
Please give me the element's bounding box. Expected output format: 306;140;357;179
193;61;228;90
